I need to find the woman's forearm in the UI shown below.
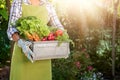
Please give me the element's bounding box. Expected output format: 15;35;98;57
7;0;22;40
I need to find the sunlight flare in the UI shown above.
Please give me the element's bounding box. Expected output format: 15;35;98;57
52;0;106;34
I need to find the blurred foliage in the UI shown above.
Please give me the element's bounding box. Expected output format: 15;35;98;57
0;0;10;67
52;50;97;80
52;0;120;79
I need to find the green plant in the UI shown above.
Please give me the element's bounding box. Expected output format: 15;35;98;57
52;49;97;80
0;2;10;67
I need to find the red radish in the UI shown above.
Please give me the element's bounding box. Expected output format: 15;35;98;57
41;37;47;41
47;33;55;40
47;36;52;40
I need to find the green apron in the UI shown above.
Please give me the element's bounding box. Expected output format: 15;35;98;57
10;3;52;80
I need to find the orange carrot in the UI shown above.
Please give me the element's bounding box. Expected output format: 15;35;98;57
25;32;34;41
32;33;40;41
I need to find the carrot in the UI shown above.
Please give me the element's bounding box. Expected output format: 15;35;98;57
25;32;34;41
32;33;40;41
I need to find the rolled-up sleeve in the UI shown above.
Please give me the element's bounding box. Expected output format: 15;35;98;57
7;0;22;40
46;2;64;30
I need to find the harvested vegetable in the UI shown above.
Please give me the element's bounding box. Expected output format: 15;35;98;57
15;16;74;45
25;31;34;41
15;16;50;41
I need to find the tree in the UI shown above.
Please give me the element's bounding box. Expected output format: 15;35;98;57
5;0;11;14
112;0;119;79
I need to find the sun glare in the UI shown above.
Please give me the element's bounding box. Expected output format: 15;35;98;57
52;0;96;10
52;0;101;18
52;0;105;33
78;0;95;10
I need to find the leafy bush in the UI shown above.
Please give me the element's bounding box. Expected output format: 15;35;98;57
52;1;120;79
52;50;97;80
0;4;10;67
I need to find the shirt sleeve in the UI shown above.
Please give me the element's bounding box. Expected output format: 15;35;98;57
7;0;22;40
46;2;64;30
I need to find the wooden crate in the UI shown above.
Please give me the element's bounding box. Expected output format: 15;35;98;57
32;41;70;61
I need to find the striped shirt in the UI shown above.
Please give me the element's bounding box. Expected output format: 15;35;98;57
7;0;64;40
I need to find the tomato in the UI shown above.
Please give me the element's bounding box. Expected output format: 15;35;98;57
55;29;63;36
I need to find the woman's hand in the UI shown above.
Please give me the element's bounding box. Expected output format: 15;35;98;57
18;39;34;63
12;32;20;41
